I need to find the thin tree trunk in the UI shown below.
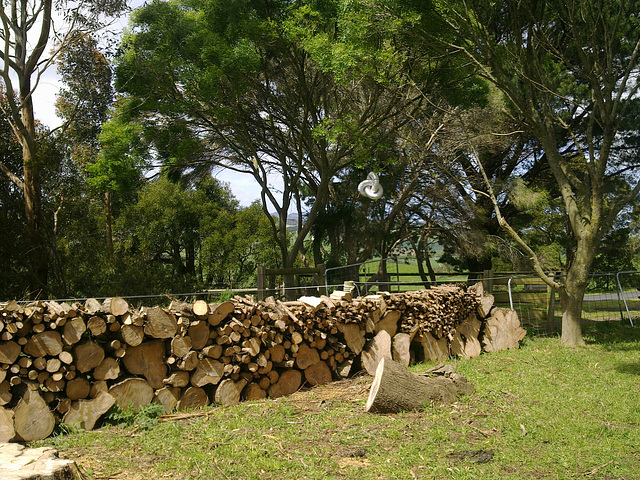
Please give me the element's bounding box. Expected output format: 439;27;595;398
21;94;47;298
105;191;113;256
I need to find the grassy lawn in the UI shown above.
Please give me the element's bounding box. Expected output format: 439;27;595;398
35;322;640;479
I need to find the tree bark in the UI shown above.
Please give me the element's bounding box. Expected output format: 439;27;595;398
365;357;473;414
105;190;114;256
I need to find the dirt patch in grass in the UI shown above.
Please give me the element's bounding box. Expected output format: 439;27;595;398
55;376;375;479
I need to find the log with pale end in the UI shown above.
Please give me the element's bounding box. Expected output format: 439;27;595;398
63;391;115;430
13;386;56;441
144;306;178;339
122;340;167;389
109;377;154;411
361;330;392;376
268;369;302;398
214;378;247;406
177;386;209;410
482;308;527;352
365;357;473;414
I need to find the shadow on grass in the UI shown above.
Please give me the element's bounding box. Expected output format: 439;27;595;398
614;361;640;376
523;320;640;350
582;321;640;350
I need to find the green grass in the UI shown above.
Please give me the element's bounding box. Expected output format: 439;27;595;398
35;322;640;479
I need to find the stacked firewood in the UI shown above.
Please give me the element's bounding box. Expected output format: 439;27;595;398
0;283;525;441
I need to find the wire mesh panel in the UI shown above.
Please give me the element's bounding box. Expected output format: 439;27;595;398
615;271;640;326
324;257;476;295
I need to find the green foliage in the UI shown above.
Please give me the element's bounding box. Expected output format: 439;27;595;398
86;115;146;197
103;403;165;430
56;31;113;158
113;176;279;294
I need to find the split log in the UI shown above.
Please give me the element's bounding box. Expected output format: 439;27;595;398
171;336;192;357
144;307;178;339
413;332;449;363
89;380;109;399
24;331;64;357
214;378;247;406
0;406;14;442
482;308;526;352
74;340;105;373
122;340;167;389
207;301;235;326
268;369;302;398
451;314;482;359
188;321;210;350
361;330;392;376
304;361;332;386
62;317;86;345
63;391;116;430
87;316;107;336
177;386;209;410
109;378;154;411
177;351;199;371
13;386;56;441
120;324;144;347
298;296;324;313
375;310;401;337
84;298;103;315
391;333;411;367
338;323;366;354
0;341;21;364
93;357;120;381
190;358;224;387
336;359;354;378
164;371;190;388
202;344;223;360
155;386;180;411
0;381;12;405
449;329;466;358
365;357;474;414
102;297;129;316
242;337;261;357
477;293;494;319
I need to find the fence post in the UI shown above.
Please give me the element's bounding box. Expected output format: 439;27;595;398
315;264;327;296
546;282;556;331
257;265;266;301
482;270;494;294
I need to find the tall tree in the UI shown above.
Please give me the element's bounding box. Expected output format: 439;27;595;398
56;31;119;254
0;0;127;296
114;0;413;296
431;0;640;345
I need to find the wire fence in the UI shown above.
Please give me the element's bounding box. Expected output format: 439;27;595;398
9;256;640;337
324;257;640;335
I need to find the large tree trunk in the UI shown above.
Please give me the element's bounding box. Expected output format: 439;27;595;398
559;268;590;346
558;233;598;346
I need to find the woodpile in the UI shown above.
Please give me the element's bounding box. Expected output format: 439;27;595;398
0;283;525;440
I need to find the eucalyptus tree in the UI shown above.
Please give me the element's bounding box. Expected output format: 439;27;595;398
0;0;127;296
114;0;414;293
427;0;640;345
